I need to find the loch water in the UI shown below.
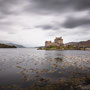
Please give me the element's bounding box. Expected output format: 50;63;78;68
0;48;90;89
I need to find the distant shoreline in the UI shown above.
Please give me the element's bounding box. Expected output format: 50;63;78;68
0;43;17;48
0;43;24;48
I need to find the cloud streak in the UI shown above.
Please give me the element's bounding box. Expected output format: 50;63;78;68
62;16;90;28
35;24;60;30
25;0;90;14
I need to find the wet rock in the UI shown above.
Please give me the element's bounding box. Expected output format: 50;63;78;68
16;66;22;69
78;85;90;90
48;70;55;73
40;78;45;82
55;57;63;63
51;64;58;69
58;72;62;74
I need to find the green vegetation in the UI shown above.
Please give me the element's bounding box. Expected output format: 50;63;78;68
0;43;17;48
38;45;90;50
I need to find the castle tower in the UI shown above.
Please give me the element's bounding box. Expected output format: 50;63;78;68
54;37;63;45
45;41;52;47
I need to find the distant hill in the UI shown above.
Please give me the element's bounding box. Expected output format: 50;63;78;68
0;43;17;48
5;43;24;48
66;40;90;46
0;41;24;48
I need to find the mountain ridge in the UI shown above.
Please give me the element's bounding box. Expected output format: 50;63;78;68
66;40;90;46
0;41;24;48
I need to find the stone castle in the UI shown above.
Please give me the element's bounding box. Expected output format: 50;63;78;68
45;37;63;47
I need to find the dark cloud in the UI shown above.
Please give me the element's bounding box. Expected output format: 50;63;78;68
0;0;24;19
62;17;90;28
26;0;90;14
1;0;90;16
0;0;25;32
36;24;60;30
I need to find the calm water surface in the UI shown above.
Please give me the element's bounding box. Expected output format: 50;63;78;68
0;48;90;88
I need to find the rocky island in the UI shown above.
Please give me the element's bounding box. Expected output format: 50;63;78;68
38;37;90;50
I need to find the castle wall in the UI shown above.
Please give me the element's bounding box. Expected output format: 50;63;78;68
45;37;63;47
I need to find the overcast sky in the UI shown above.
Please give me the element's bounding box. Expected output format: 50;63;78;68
0;0;90;47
